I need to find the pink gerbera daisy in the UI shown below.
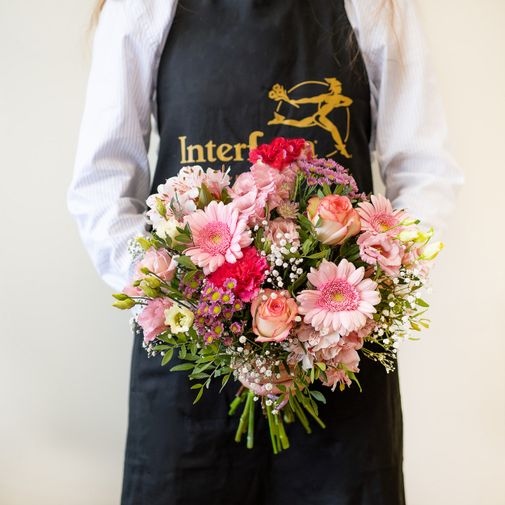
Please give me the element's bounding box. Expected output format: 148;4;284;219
184;201;252;274
297;259;380;334
357;194;406;235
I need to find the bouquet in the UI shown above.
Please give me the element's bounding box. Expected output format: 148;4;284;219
113;137;442;453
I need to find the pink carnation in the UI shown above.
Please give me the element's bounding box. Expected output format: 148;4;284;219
137;298;172;342
207;246;268;302
357;232;403;276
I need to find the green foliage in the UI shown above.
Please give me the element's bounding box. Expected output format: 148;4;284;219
175;255;196;270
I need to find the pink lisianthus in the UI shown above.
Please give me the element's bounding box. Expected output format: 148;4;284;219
207;246;268;302
134;247;177;282
357;232;403;276
265;218;300;248
137;297;173;342
307;195;361;245
251;290;299;343
357;194;406;236
297;259;380;335
184;201;252;274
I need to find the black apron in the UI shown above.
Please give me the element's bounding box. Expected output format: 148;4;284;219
121;2;405;504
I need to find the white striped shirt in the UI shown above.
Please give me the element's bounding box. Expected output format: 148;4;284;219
67;0;464;291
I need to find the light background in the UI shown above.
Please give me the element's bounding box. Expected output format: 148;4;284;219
0;1;504;504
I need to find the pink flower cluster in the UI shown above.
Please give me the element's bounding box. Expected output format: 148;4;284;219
121;136;439;397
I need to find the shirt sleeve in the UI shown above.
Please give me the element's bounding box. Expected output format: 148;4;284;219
346;0;464;235
67;0;175;291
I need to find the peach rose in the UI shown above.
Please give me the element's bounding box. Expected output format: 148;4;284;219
307;194;361;245
135;247;177;282
251;289;299;343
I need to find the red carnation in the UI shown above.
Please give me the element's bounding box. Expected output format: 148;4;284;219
207;247;268;302
249;137;309;171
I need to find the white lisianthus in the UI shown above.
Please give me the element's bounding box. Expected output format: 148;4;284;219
419;241;444;260
398;227;433;243
155;217;181;241
164;304;195;334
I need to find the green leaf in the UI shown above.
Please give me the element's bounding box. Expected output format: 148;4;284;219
174;234;192;244
136;237;152;251
170;363;195;372
193;387;204;404
310;390;327;404
179;344;187;359
220;373;231;392
190;372;210;380
183;270;198;285
175;255;196;270
415;298;430;308
198;183;214;208
298;213;314;233
155;198;167;218
153;345;170;352
191;383;203;389
301;238;313;256
220;187;232;204
305;250;329;259
161;349;174;366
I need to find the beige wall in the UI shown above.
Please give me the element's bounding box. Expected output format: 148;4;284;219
0;1;503;504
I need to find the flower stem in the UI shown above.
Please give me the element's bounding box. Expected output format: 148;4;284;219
288;395;312;434
247;390;255;449
265;402;278;454
234;390;251;443
277;414;290;450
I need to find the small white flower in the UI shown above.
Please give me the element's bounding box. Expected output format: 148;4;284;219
164;304;194;334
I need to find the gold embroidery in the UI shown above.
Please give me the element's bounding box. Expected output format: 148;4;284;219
268;78;352;158
179;131;264;164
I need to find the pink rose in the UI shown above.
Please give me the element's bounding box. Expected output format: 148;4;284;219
135;247;177;283
265;218;300;248
357;232;403;276
307;195;361;245
251;290;299;343
137;297;173;342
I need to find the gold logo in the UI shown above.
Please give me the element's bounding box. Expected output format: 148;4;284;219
178;77;352;164
267;78;352;158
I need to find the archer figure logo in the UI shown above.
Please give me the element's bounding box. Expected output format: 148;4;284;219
267;78;353;159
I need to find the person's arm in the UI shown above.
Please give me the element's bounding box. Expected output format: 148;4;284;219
346;0;464;234
67;0;176;291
